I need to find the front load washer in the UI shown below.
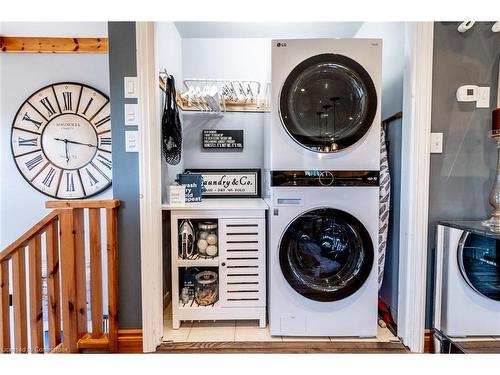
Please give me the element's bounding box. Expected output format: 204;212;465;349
269;39;382;171
434;223;500;337
268;171;379;337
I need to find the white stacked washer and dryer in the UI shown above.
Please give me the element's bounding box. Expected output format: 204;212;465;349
266;38;382;337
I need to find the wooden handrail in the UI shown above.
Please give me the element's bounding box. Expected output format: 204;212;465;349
0;210;60;262
0;200;120;354
46;199;120;209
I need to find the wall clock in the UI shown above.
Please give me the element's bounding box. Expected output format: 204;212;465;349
10;82;112;199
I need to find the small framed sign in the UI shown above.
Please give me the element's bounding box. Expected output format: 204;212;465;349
185;169;261;198
202;130;244;150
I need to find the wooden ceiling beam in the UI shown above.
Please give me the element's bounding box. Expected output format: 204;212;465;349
0;36;108;54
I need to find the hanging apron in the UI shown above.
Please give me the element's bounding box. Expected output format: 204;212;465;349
378;127;391;290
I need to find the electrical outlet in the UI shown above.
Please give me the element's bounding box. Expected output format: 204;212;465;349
430;132;443;154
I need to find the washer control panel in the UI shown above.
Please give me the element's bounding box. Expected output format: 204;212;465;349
270;170;379;187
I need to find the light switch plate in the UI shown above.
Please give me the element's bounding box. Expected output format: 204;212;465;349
124;103;139;126
476;87;490;108
124;77;138;98
430;132;443;154
125;130;139;152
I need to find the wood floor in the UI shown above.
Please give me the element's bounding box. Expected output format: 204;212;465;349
453;340;500;354
157;340;409;353
160;304;408;353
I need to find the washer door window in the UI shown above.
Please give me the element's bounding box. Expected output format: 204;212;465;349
458;232;500;301
279;208;373;302
279;53;377;153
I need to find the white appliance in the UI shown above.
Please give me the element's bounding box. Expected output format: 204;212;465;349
434;223;500;337
269;38;382;171
268;171;379;337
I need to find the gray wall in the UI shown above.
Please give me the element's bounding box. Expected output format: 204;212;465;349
108;22;142;329
427;22;500;327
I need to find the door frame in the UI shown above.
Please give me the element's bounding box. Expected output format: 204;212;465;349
396;22;434;353
136;21;164;353
136;21;435;353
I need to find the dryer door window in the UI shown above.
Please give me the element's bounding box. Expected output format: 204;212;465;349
279;208;374;302
458;232;500;301
279;53;377;153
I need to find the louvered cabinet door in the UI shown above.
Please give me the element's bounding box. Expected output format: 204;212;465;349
219;218;266;307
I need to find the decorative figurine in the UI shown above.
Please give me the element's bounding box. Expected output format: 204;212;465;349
482;108;500;231
179;219;196;258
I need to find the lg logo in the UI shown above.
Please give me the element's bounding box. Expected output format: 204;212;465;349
276;42;287;47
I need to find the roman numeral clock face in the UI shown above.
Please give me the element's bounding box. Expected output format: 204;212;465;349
11;83;112;199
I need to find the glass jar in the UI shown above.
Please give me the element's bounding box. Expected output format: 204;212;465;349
195;270;219;306
197;221;218;258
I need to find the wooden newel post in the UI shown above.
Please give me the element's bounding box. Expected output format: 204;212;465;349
0;261;10;353
106;207;119;353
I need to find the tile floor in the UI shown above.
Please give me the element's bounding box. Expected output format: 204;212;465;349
162;306;400;343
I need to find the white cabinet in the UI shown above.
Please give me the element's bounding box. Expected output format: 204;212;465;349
165;199;267;329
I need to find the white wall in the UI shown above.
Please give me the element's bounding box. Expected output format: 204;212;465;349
174;22;363;39
180;38;270;173
182;38;270;83
355;22;405;119
156;22;183;80
0;22;111;247
156;22;184;190
1;22;107;37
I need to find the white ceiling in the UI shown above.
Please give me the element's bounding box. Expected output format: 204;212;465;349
173;22;364;38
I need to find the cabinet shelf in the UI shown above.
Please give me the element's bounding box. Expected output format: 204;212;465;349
177;257;219;267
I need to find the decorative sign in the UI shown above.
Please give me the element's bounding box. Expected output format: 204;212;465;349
202;130;244;150
176;173;204;202
185;169;261;198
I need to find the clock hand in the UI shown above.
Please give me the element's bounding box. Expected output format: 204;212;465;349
65;139;97;148
65;141;69;164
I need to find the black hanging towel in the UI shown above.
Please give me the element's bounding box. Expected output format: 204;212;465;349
162;75;182;165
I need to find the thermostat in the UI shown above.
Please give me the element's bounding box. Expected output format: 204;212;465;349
456;85;490;108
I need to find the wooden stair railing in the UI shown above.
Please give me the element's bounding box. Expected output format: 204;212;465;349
0;200;120;354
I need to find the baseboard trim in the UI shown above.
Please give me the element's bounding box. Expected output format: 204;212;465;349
424;329;434;353
118;329;143;353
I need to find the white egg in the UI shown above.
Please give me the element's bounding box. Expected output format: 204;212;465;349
197;239;208;253
206;245;218;257
206;233;218;245
198;231;208;240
